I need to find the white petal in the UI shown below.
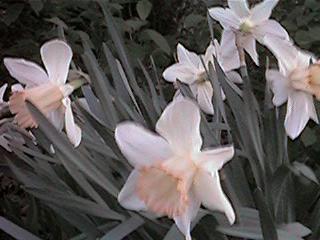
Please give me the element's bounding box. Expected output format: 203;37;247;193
194;146;234;172
177;43;202;69
254;20;289;43
63;98;82;147
0;84;7;103
220;30;241;72
297;50;312;68
173;191;201;240
243;36;259;65
163;63;197;84
250;0;279;24
48;105;65;131
4;58;48;87
11;84;24;92
115;122;172;167
41;39;72;85
263;36;297;75
193;170;235;224
156;99;202;155
204;43;216;67
226;71;243;84
228;0;250;18
118;169;147;211
285;91;318;140
197;82;214;115
173;90;185;101
265;69;289;106
209;7;241;29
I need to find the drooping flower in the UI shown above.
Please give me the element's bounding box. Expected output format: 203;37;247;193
162;41;242;114
209;0;289;66
0;84;26;152
4;39;81;147
264;36;318;139
115;98;235;240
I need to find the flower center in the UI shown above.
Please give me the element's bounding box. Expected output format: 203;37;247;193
289;64;320;100
136;157;196;218
196;71;207;84
9;84;64;128
239;19;254;33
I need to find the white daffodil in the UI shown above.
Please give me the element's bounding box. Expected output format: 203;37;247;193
4;39;81;147
163;42;242;114
265;36;319;139
115;99;235;240
209;0;289;66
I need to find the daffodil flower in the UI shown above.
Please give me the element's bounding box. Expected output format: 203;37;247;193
209;0;289;66
163;42;242;114
4;39;81;147
115;99;235;240
265;37;319;139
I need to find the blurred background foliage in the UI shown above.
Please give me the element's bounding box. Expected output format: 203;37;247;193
1;0;320;239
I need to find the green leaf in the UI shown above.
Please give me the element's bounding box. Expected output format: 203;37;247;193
143;29;171;55
0;216;42;240
101;215;144;240
28;0;43;14
254;188;278;240
2;3;24;26
26;101;120;198
136;0;152;20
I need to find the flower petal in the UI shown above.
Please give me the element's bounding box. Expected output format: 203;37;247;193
209;7;241;29
243;36;259;65
197;82;214;115
263;36;297;75
48;105;65;131
4;58;49;87
220;30;240;72
226;71;243;84
41;39;72;85
163;63;197;84
177;43;201;69
63;98;82;147
228;0;250;18
11;84;24;92
156;99;202;155
0;84;7;103
285;91;318;140
193;170;235;224
194;146;234;172
253;19;289;43
173;191;201;240
204;43;216;67
118;169;147;211
250;0;279;24
266;69;289;106
115;122;172;167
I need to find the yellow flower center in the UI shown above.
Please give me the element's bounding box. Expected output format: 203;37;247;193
309;64;320;85
239;19;254;33
196;71;207;84
289;64;320;100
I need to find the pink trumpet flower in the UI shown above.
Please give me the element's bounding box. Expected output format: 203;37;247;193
115;99;235;240
4;39;81;147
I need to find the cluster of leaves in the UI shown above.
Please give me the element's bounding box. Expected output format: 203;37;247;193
1;0;320;240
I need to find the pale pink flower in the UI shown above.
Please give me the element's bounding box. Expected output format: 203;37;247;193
265;37;319;139
209;0;289;66
115;99;235;240
4;39;81;147
163;41;242;114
